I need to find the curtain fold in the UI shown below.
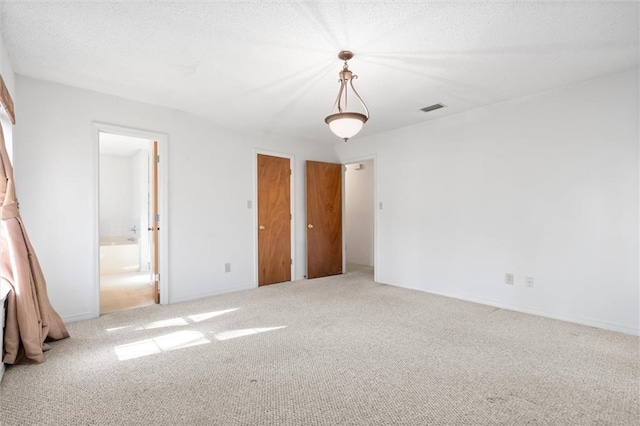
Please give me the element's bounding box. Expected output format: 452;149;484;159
0;124;69;364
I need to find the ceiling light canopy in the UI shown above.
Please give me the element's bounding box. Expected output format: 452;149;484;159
325;50;369;142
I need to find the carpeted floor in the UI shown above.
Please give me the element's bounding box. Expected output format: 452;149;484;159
1;266;638;425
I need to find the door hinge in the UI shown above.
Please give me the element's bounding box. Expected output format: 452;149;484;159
290;169;292;175
155;155;160;163
290;259;293;265
155;214;160;222
290;213;292;220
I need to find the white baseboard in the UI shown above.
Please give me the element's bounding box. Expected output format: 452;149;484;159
0;362;5;383
387;282;639;336
61;285;258;322
61;311;95;323
169;284;256;305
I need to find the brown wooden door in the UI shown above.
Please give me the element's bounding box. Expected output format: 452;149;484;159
306;161;342;279
258;154;291;286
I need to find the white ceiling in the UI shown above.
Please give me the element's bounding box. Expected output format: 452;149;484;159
0;1;638;143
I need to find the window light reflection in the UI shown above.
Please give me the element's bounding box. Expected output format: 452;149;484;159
105;308;239;333
189;308;239;323
214;326;287;341
135;317;188;330
115;331;210;361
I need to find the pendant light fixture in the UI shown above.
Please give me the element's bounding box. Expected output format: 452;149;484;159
324;50;370;142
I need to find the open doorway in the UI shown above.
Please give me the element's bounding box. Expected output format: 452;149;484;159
344;160;374;275
98;132;156;314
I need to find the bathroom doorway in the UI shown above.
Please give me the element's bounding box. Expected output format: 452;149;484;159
98;132;156;314
344;159;375;275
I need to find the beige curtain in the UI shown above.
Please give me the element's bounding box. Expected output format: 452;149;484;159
0;124;69;364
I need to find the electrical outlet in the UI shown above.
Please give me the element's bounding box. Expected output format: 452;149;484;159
525;276;534;288
224;263;231;273
505;273;514;285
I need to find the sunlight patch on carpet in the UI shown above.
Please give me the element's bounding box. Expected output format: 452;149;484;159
115;330;210;361
136;317;189;330
106;325;131;333
189;308;239;323
106;308;239;334
213;326;287;341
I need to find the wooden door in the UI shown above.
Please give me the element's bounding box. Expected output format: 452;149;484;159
306;161;342;279
151;141;160;303
258;154;291;286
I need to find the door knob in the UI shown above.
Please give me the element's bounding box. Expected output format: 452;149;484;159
259;225;266;230
307;224;314;229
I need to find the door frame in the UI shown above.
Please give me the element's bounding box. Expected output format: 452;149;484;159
91;122;170;318
254;150;295;287
342;154;378;282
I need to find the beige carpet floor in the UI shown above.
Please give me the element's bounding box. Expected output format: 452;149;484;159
1;266;638;425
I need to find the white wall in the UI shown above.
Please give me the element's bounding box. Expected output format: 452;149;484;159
13;68;638;334
99;154;134;238
133;149;150;271
14;76;338;321
345;160;374;266
0;34;14;99
0;31;15;158
336;69;639;335
130;150;141;240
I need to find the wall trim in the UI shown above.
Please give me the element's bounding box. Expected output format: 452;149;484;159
170;284;257;305
385;281;639;336
61;311;94;323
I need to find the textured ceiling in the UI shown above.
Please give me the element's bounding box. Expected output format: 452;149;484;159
0;1;638;143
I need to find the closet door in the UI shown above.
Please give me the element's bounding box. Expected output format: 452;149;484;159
257;154;291;286
306;160;342;279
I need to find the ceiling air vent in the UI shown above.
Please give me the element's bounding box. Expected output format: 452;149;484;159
420;103;446;113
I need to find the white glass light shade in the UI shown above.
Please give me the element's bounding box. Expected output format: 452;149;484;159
325;112;368;141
